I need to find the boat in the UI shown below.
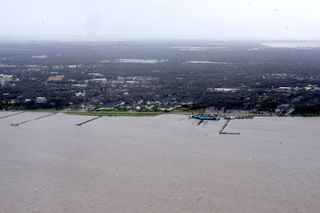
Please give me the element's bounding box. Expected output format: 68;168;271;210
191;114;220;121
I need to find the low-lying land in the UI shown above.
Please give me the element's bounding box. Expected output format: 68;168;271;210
1;41;320;114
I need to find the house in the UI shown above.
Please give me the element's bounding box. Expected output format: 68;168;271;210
180;98;193;106
159;104;180;112
0;74;13;85
214;88;239;92
277;87;292;92
276;104;295;116
47;75;65;82
36;97;47;104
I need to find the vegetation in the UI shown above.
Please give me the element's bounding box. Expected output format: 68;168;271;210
68;111;164;117
1;41;320;115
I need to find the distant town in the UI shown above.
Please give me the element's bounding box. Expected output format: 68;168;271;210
0;41;320;116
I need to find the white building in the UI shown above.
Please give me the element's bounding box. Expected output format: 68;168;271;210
36;97;47;104
0;74;13;85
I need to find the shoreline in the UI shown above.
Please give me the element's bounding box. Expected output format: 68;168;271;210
1;109;320;118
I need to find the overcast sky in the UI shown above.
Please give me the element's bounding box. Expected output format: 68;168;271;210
0;0;319;40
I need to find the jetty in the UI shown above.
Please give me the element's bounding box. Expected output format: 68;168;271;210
0;111;25;120
76;116;102;126
11;112;58;126
219;119;240;135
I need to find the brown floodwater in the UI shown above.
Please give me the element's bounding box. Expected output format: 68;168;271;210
0;112;320;213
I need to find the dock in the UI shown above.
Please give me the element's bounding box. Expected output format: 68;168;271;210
0;111;25;120
219;119;240;135
76;116;102;126
11;112;58;126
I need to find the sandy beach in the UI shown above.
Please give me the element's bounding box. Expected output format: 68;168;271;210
0;112;320;213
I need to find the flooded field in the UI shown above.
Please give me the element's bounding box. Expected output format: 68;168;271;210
0;112;320;213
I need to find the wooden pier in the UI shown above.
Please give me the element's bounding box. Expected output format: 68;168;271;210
219;119;240;135
0;111;25;120
76;116;102;126
11;112;58;126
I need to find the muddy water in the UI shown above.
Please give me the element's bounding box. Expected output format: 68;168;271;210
0;112;320;213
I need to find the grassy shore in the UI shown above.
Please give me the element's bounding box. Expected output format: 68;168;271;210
68;111;165;117
67;108;205;117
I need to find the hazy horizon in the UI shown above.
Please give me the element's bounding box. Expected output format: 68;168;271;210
1;36;320;43
1;0;320;41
